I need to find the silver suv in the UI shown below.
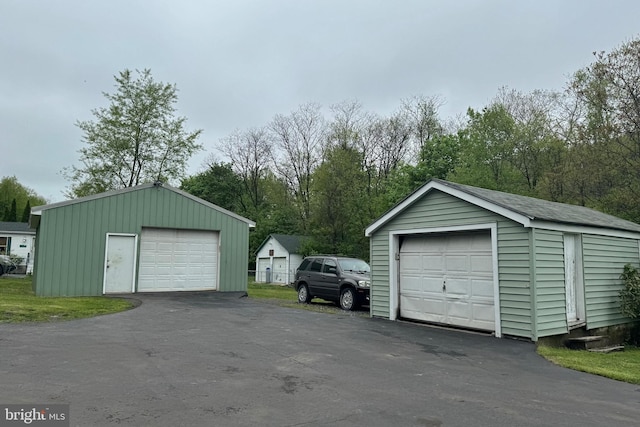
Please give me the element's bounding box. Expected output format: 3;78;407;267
294;256;370;310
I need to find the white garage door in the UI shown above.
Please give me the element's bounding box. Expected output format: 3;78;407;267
138;228;219;292
271;257;288;283
399;231;495;331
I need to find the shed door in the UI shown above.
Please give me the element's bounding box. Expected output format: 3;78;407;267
104;234;137;294
564;234;585;326
272;257;288;283
399;231;495;331
257;257;271;282
138;228;219;292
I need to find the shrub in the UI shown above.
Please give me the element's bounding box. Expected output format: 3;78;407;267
620;264;640;319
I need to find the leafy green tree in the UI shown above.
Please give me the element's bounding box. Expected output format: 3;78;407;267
620;264;640;319
0;176;46;222
567;38;640;222
180;162;243;213
66;69;202;197
494;88;566;193
5;199;17;222
310;145;370;259
449;105;522;191
417;133;461;181
21;200;31;223
248;173;303;259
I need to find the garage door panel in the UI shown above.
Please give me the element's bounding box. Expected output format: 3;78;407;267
422;255;443;271
472;303;495;321
401;295;445;323
138;228;218;292
423;277;444;293
444;278;470;296
447;300;471;319
398;274;422;292
400;232;495;332
445;255;469;272
401;253;423;270
471;279;494;298
471;255;493;273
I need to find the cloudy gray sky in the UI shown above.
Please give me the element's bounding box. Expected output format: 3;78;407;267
2;0;639;202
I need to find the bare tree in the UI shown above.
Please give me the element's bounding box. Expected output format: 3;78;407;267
402;94;445;155
269;103;325;231
218;127;272;214
326;100;370;150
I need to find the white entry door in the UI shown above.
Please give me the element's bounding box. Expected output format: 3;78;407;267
104;234;137;294
564;234;585;326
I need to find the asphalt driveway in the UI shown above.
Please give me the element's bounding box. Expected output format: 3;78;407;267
1;293;639;427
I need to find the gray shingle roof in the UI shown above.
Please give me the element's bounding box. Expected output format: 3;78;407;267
0;222;35;233
434;179;640;233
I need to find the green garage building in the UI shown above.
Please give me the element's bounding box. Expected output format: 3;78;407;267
30;182;255;296
366;179;640;341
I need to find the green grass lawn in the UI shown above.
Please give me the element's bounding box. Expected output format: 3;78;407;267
246;282;298;300
537;345;640;384
0;276;134;323
247;281;369;315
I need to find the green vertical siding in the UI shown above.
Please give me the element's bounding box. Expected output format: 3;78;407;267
33;186;251;296
369;190;533;339
532;229;567;338
370;232;391;316
583;234;639;329
497;222;532;338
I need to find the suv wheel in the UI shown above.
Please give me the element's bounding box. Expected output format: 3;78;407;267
297;284;312;304
339;287;358;311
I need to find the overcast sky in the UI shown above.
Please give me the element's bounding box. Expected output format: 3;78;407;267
2;1;640;203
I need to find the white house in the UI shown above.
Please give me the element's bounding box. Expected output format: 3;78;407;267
254;234;310;284
0;222;36;274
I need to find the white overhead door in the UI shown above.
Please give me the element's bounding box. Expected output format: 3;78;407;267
399;231;495;331
138;228;219;292
271;257;288;283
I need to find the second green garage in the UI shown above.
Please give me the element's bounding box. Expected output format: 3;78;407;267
365;179;640;341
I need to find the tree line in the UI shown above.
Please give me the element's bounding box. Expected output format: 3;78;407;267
58;38;640;263
182;37;640;261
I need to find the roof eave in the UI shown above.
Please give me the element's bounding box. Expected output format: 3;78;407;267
28;183;256;228
365;179;534;236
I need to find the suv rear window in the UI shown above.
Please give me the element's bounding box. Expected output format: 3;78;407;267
309;258;323;272
298;258;311;271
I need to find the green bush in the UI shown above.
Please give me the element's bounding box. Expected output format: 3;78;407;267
620;264;640;319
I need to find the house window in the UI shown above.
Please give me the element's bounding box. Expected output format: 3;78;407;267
0;236;9;255
269;249;274;256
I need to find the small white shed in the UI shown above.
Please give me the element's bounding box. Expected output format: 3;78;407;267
0;222;36;273
255;234;309;284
